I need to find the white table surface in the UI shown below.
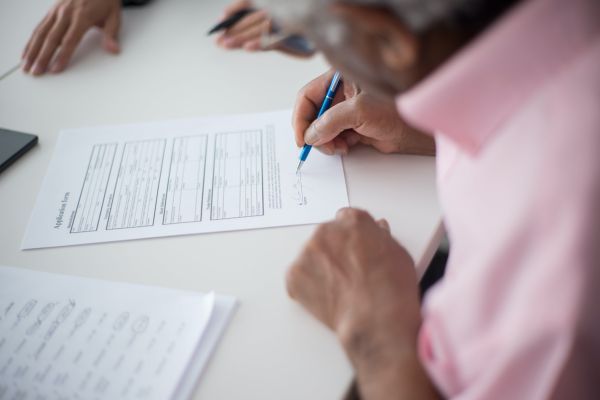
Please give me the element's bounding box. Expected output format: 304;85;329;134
0;0;443;399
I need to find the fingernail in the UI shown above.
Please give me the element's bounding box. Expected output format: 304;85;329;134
244;43;257;52
32;64;43;75
111;40;121;53
50;63;61;73
335;148;347;156
103;39;119;54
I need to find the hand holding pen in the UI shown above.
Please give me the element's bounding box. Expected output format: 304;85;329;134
296;71;343;173
210;1;267;51
292;70;434;158
209;1;315;56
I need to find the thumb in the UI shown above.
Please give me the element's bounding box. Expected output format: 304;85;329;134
304;100;359;146
102;10;121;54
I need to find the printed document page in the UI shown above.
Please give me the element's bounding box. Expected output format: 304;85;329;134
23;110;348;249
0;266;236;400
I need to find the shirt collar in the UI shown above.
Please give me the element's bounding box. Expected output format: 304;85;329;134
396;0;600;155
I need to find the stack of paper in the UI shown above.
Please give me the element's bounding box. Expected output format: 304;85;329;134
0;266;236;399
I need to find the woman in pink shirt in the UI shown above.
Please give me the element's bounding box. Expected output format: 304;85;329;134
280;0;600;398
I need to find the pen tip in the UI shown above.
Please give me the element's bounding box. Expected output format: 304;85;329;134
296;161;303;175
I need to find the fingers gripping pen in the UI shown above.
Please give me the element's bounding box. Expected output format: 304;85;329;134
296;71;342;174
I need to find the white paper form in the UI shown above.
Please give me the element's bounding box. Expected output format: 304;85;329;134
0;266;236;400
22;110;348;249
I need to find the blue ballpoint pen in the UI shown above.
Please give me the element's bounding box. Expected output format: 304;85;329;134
296;71;342;174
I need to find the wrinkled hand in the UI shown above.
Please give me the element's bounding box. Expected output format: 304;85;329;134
286;208;422;368
293;70;435;156
22;0;121;75
216;0;269;52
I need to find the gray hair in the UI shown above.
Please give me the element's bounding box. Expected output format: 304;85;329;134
260;0;484;34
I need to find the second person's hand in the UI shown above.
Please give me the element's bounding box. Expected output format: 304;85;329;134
215;0;313;57
285;208;438;400
293;70;435;156
216;0;269;52
22;0;122;76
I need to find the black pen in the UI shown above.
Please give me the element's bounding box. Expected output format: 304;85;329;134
207;8;255;35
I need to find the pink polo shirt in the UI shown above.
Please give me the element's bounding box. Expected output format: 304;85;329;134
397;0;600;398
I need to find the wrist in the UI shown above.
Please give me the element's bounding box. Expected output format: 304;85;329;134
337;304;432;399
340;323;419;372
337;305;422;368
341;325;439;400
356;348;438;400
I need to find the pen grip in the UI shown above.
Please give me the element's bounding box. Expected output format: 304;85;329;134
299;144;312;162
297;71;341;165
298;88;335;162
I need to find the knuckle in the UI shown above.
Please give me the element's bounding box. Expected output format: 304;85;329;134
56;4;72;19
304;239;321;257
345;208;362;220
313;223;332;240
342;208;370;225
56;7;67;19
297;85;310;101
352;97;368;124
336;207;354;221
306;226;333;252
